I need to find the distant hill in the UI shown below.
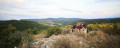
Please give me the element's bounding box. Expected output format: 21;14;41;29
21;18;84;21
21;18;85;25
20;17;120;22
70;18;120;25
99;17;120;20
20;17;120;25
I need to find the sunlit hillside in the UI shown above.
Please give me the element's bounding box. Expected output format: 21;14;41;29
1;19;120;48
30;20;120;48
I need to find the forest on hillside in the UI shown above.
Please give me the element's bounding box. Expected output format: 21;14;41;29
0;20;49;48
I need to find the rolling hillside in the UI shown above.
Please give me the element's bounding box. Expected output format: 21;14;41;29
21;18;120;26
21;18;84;25
0;20;49;48
0;18;120;48
0;20;48;31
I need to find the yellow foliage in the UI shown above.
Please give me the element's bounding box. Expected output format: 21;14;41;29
65;25;72;28
88;23;120;35
88;23;114;29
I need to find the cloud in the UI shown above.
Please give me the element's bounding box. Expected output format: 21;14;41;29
60;8;82;13
17;0;24;2
93;11;109;15
0;0;120;20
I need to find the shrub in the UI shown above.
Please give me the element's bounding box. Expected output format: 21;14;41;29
88;23;120;35
88;24;98;31
24;28;39;35
20;33;33;48
86;31;120;48
45;26;61;38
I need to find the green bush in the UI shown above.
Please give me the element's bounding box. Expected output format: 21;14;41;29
24;28;39;35
45;26;61;38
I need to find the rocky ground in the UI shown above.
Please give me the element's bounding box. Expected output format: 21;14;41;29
31;32;90;48
30;30;120;48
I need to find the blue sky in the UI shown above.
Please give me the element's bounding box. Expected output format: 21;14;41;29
0;0;120;20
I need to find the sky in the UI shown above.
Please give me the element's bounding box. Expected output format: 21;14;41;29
0;0;120;20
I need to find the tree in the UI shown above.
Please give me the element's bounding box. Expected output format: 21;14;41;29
7;24;16;33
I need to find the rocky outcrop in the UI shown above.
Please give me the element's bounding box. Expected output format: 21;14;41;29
31;33;89;48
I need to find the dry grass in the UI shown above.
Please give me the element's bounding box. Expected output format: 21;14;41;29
32;30;47;39
61;27;71;34
52;37;84;48
38;41;44;46
21;30;47;48
22;42;28;48
29;25;120;48
52;29;120;48
86;31;120;48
